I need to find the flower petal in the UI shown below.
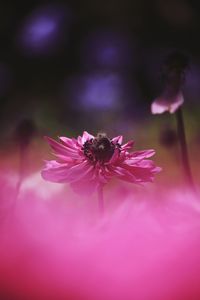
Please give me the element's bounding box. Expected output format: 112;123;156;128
41;160;71;183
107;148;120;164
130;149;155;160
119;160;161;183
151;92;184;114
112;135;123;145
45;136;80;159
41;159;94;184
64;160;94;183
121;141;134;151
81;131;94;144
59;136;79;149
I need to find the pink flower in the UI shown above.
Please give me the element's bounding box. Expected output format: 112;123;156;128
41;132;161;193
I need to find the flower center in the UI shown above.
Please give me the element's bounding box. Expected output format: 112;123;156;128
83;133;119;163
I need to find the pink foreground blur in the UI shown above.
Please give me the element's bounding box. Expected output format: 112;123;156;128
0;172;200;300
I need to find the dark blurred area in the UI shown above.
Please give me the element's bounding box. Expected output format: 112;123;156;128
0;0;200;140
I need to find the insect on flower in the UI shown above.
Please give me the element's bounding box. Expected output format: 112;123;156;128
41;131;161;196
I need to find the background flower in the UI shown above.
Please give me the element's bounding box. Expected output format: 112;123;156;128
151;91;184;114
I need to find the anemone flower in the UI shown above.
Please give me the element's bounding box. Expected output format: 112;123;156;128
41;132;161;212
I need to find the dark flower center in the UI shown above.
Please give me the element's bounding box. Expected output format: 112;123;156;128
83;133;120;163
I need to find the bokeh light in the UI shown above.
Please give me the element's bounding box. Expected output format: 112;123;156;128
17;4;71;56
81;30;135;69
66;72;125;111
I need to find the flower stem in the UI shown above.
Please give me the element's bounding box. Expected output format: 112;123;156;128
175;108;195;189
97;185;104;215
13;145;27;211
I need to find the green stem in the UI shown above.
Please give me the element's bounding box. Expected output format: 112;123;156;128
175;108;195;189
97;185;104;215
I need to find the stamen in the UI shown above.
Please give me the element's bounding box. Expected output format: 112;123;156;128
83;133;120;163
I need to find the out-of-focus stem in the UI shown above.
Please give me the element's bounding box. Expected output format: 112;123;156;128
175;108;195;189
7;146;26;218
97;185;104;215
15;146;25;198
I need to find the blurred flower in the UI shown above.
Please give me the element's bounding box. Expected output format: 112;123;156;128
41;131;161;194
151;91;184;114
151;52;189;114
17;4;71;56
